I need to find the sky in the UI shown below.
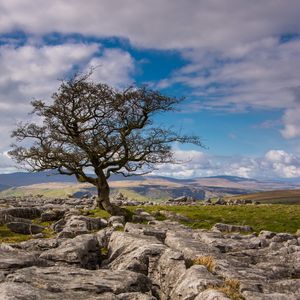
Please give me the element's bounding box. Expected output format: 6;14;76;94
1;0;300;179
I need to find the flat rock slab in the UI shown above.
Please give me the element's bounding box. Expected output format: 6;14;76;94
40;233;100;269
7;222;44;235
0;245;50;272
5;266;153;298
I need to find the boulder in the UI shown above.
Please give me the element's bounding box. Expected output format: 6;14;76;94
58;215;107;238
169;265;222;300
40;233;100;269
0;244;50;272
0;207;41;219
6;222;44;235
212;223;253;233
194;289;231;300
5;266;152;297
215;198;226;205
41;209;65;222
107;231;166;275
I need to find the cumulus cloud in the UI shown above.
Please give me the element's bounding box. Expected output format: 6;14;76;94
160;37;300;138
1;0;300;50
154;149;300;179
0;42;136;167
86;48;135;87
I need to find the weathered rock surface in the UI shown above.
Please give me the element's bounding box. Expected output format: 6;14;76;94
40;233;100;269
57;214;107;238
0;197;299;299
6;222;44;234
4;266;152;299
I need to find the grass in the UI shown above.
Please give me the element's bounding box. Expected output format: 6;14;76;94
226;189;300;205
0;219;56;243
192;256;215;272
217;279;245;300
80;208;111;219
126;204;300;233
0;224;34;243
0;186;81;198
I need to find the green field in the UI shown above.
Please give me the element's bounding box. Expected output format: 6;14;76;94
127;204;300;233
226;189;300;204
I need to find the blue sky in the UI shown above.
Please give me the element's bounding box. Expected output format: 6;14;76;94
1;0;300;179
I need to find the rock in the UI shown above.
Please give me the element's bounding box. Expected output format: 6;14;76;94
259;230;276;239
51;218;66;233
165;228;220;260
117;292;157;300
0;207;41;219
212;223;253;233
173;196;188;202
169;265;222;299
58;215;107;238
272;233;295;243
108;216;125;226
125;222;167;243
151;248;187;299
215;197;226;205
107;231;166;275
10;237;64;252
0;244;50;271
6;222;44;235
41;209;65;221
0;214;32;225
194;289;231;300
40;233;100;269
5;266;152;297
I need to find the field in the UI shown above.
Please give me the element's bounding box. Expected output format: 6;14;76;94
127;204;300;233
226;189;300;204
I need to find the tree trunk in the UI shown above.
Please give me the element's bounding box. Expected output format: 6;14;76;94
95;180;127;216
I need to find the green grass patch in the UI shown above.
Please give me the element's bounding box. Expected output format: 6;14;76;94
0;225;33;243
126;204;300;234
80;208;111;219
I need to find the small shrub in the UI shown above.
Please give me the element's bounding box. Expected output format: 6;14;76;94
192;256;215;272
218;278;245;300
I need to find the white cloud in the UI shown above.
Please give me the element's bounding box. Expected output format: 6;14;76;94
154;149;300;179
86;48;135;87
0;43;136;170
1;0;300;50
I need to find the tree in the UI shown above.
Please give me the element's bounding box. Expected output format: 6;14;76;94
9;73;203;215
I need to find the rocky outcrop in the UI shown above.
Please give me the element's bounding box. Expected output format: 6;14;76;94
0;197;299;299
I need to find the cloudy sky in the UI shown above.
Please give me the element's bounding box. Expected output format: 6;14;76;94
1;0;300;179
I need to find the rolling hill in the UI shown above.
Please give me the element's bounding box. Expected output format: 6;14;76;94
0;172;300;201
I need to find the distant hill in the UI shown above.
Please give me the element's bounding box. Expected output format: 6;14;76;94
0;171;145;187
0;172;300;200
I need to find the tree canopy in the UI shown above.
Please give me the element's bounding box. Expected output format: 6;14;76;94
9;73;203;215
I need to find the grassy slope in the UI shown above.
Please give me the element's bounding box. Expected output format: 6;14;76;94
128;204;300;233
226;189;300;204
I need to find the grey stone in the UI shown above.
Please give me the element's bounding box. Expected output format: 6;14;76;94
0;207;41;219
124;222;167;242
108;215;125;226
6;222;44;235
40;233;100;269
194;289;231;300
6;266;152;296
0;245;50;271
107;231;166;275
41;209;65;222
169;265;222;300
212;223;253;233
58;215;107;238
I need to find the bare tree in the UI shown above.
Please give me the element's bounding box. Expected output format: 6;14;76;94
9;73;203;215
